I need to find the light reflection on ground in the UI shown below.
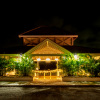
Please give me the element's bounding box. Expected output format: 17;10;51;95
0;87;100;100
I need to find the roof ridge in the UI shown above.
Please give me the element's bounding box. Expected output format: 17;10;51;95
20;26;47;35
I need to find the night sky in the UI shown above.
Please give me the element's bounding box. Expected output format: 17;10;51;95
1;3;100;49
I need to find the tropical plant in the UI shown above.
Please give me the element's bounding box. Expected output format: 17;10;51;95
13;55;36;76
59;53;100;77
60;53;79;76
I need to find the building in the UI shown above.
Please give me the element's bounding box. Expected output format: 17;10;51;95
0;26;100;81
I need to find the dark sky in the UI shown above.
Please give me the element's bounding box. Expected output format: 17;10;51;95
1;3;100;49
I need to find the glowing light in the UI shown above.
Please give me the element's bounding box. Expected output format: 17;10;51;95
87;73;90;76
74;54;78;59
36;68;39;70
37;58;41;61
55;58;58;61
46;58;50;61
20;53;22;57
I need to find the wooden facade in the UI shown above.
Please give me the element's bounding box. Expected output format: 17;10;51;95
19;35;78;46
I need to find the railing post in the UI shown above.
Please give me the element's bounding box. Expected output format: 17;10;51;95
57;71;59;76
57;69;60;79
35;72;37;77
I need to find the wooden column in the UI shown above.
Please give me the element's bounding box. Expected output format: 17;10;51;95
50;71;51;79
57;61;58;69
57;60;58;77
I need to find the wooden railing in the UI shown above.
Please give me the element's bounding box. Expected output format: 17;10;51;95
33;69;63;79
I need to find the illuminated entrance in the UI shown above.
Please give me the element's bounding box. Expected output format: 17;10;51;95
33;57;63;81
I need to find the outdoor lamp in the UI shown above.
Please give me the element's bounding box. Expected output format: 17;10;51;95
46;58;50;61
37;58;41;61
74;54;78;59
55;58;58;61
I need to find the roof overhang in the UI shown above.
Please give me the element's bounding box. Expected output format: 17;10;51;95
19;35;78;38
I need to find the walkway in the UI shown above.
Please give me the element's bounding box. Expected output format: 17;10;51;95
0;81;100;87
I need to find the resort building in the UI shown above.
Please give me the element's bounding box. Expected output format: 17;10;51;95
0;26;100;81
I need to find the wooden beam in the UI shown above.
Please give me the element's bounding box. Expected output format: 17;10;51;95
19;35;78;38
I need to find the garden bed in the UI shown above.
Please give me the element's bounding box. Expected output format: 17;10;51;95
0;76;33;81
62;76;100;82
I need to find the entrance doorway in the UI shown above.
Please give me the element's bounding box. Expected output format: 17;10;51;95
39;61;56;70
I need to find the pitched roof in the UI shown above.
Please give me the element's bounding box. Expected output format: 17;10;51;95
19;26;76;36
25;39;71;54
